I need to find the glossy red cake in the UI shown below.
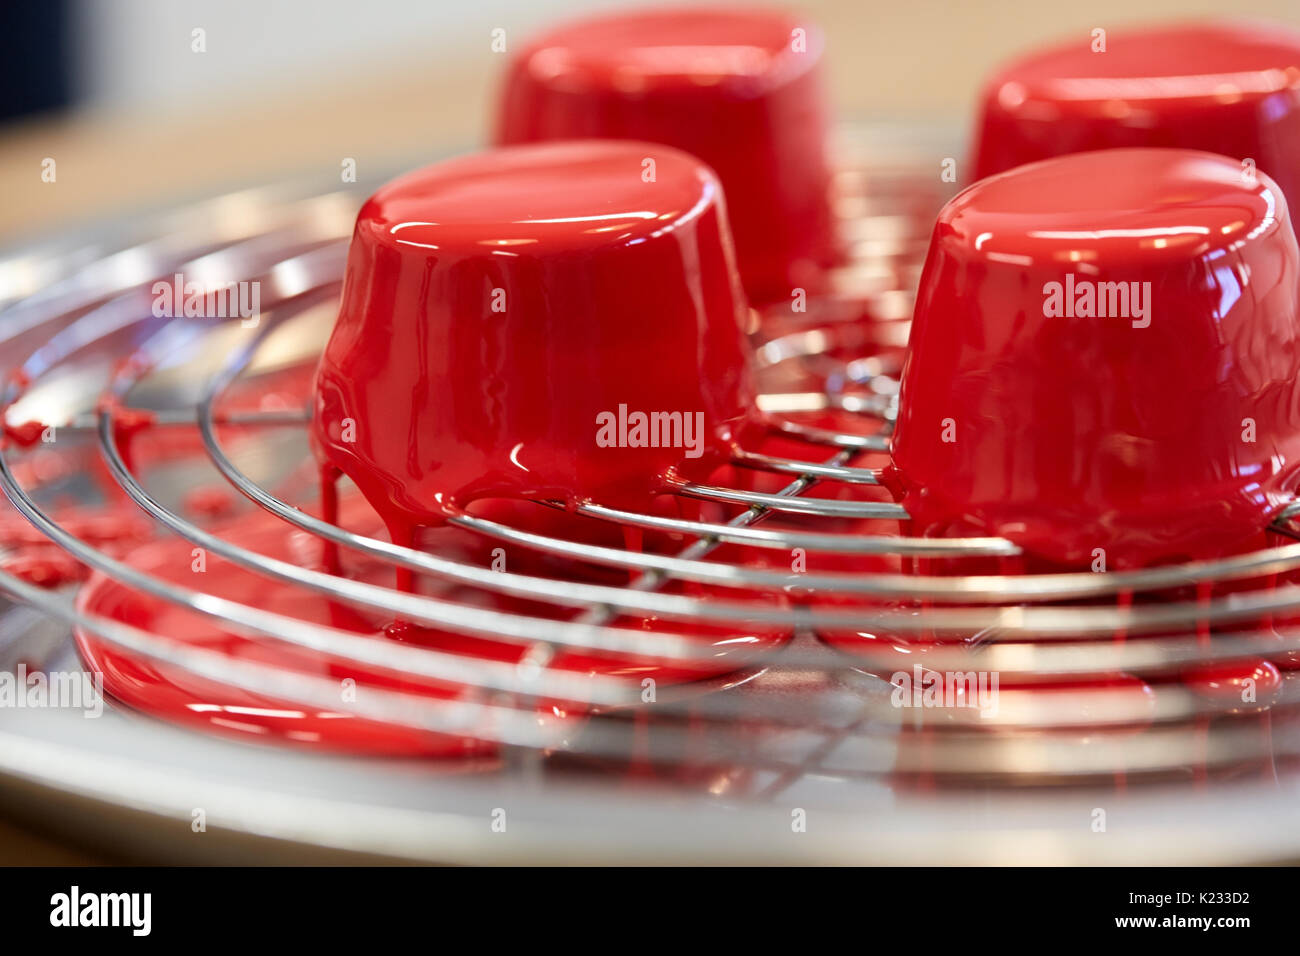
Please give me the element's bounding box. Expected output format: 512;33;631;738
972;21;1300;226
889;148;1300;570
312;140;760;550
495;7;836;304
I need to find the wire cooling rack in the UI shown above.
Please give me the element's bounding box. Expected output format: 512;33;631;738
3;128;1300;863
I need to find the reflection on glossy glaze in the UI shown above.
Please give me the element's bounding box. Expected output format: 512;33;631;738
973;21;1300;226
890;148;1300;569
312;141;759;553
495;7;836;304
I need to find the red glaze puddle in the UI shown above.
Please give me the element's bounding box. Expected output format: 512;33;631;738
1180;658;1283;705
75;490;791;756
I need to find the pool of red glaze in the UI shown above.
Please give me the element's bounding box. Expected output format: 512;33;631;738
74;489;791;756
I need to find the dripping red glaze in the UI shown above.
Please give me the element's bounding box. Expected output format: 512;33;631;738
889;148;1300;569
495;7;836;304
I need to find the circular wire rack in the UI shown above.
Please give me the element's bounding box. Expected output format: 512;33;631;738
4;127;1300;863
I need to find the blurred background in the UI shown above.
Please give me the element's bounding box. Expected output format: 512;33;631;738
5;0;1300;242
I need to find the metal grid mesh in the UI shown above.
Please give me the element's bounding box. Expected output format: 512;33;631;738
2;136;1300;792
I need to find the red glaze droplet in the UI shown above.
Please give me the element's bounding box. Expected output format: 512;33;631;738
1180;657;1282;703
182;484;239;520
75;492;789;755
972;21;1300;229
1;547;83;588
312;140;759;547
496;7;836;303
2;420;47;449
891;148;1300;569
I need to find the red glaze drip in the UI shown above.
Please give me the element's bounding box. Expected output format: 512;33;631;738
1;547;83;588
972;21;1300;229
2;420;48;449
182;484;239;520
495;7;836;304
890;148;1300;569
312;140;760;552
0;502;153;589
0;507;151;551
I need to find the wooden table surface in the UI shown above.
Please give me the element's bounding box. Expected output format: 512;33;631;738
0;818;108;866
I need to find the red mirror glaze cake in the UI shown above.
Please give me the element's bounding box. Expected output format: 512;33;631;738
312;140;760;550
889;148;1300;570
972;21;1300;227
495;7;836;304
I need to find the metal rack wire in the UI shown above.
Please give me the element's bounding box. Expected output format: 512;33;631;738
3;138;1300;792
